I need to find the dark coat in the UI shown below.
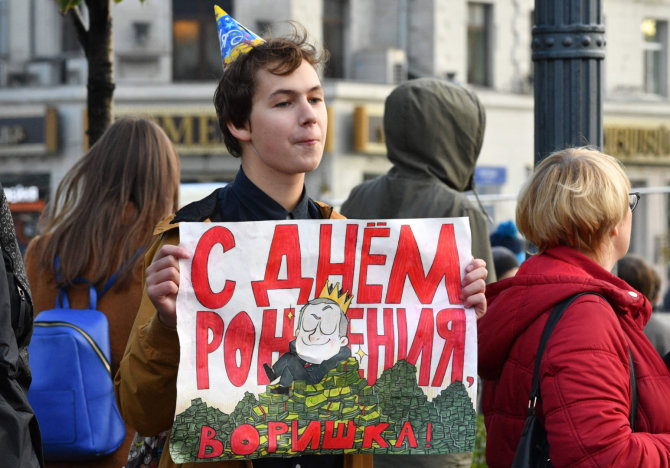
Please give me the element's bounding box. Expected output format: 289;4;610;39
0;184;44;467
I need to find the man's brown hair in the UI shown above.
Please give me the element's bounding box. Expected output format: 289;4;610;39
213;26;328;158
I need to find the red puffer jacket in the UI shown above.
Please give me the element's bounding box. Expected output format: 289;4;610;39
479;246;670;468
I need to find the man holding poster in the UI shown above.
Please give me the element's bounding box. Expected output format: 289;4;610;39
114;7;487;468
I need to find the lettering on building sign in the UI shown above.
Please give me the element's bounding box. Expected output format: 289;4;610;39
150;115;224;147
115;109;225;152
0;125;28;145
4;185;40;204
604;125;670;163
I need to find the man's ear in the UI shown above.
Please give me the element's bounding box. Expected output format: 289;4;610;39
339;336;349;347
227;120;251;142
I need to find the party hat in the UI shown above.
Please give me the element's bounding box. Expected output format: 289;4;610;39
214;5;264;69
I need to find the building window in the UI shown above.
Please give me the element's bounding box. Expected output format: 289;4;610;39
323;0;347;79
172;0;229;81
0;0;8;58
642;18;668;96
467;2;493;87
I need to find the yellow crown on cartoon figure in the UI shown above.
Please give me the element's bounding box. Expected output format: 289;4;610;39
318;282;353;314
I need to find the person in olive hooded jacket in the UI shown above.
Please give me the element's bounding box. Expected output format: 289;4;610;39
340;78;494;467
340;78;495;288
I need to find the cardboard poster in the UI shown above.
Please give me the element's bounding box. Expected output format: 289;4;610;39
171;218;478;462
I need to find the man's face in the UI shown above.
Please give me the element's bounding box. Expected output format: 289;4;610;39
236;60;327;182
295;301;348;365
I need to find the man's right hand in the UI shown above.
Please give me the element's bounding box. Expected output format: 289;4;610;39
145;244;191;329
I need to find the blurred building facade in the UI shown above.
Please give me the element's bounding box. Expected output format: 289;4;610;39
1;0;670;280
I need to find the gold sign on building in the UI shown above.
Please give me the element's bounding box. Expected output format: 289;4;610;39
604;124;670;165
114;107;223;155
94;106;336;155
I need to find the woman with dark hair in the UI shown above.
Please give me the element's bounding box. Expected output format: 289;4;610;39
24;116;180;468
479;147;670;467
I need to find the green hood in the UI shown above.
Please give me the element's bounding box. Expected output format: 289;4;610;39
383;78;486;192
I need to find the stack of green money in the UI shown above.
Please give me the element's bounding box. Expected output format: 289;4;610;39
171;397;230;460
172;356;481;459
432;381;477;452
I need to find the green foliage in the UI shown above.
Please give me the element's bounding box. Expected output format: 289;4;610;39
59;0;80;11
471;413;488;468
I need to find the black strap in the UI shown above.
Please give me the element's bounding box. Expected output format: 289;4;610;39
529;292;636;432
629;348;637;431
529;293;598;404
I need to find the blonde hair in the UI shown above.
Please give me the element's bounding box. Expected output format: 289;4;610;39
516;147;630;255
38;117;180;289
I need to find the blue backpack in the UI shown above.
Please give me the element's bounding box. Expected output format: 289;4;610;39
27;265;125;460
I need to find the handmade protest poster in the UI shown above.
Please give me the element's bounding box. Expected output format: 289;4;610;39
170;218;477;462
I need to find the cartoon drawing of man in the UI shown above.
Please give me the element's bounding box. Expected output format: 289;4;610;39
264;282;353;394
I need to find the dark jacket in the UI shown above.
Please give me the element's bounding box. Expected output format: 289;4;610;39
340;78;495;283
341;79;485;468
0;184;44;468
479;246;670;467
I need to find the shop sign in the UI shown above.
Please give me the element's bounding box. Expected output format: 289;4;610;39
115;106;335;155
474;167;506;186
353;105;386;155
116;107;224;155
4;184;40;204
604;124;670;164
0;107;58;156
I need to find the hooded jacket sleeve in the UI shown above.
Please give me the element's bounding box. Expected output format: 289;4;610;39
463;205;496;283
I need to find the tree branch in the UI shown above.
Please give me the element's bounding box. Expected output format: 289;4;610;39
68;6;89;53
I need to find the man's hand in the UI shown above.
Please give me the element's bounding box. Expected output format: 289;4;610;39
145;244;191;329
461;258;487;319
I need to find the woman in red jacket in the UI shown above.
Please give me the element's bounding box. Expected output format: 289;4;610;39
479;147;670;467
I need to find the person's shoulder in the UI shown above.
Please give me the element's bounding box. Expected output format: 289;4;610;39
24;234;49;269
24;234;43;256
153;214;178;236
313;200;346;219
172;188;223;225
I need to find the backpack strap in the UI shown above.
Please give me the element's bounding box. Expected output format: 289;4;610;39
54;248;144;309
629;348;637;432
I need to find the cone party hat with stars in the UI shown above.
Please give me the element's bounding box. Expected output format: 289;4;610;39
214;5;264;69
